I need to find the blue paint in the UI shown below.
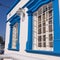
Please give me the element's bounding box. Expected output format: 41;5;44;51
7;0;20;14
26;0;60;56
8;13;20;51
26;11;33;50
22;0;34;8
26;50;60;57
6;13;20;23
53;0;60;53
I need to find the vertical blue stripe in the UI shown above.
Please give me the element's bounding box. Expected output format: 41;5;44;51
53;0;60;53
26;11;33;50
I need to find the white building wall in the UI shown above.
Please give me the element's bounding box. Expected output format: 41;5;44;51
4;0;60;60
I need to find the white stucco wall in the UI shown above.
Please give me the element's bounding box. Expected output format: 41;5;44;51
5;0;60;60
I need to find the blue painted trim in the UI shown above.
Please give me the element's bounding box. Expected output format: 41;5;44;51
22;0;31;8
26;50;60;57
6;13;20;23
28;0;51;12
26;12;33;50
26;0;51;53
7;0;20;14
8;14;20;51
26;0;60;56
22;0;34;8
53;0;60;53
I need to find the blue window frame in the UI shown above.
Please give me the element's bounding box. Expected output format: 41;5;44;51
25;0;60;56
8;14;20;51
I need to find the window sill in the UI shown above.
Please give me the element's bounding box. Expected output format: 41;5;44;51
25;49;60;56
8;48;19;51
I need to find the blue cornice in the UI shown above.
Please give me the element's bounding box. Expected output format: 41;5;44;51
7;0;20;14
22;0;34;8
8;13;20;51
23;0;53;12
27;0;51;13
6;13;20;23
31;0;51;12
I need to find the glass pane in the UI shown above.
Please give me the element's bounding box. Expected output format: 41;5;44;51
38;8;42;15
49;34;53;41
43;22;46;26
43;13;45;20
49;10;52;17
38;28;41;34
46;12;49;19
43;42;46;47
49;42;53;47
38;43;42;47
43;35;46;41
49;25;52;32
38;16;41;23
49;17;52;24
38;36;42;42
43;27;46;33
38;23;41;28
43;5;47;13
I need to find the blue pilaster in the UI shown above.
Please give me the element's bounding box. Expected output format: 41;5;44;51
53;0;60;53
8;26;13;49
26;11;33;51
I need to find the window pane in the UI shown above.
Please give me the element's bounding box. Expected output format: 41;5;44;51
49;25;52;32
38;23;41;28
43;27;46;33
43;22;46;26
46;12;49;19
38;43;42;47
38;36;42;42
49;42;53;47
43;42;46;47
49;17;52;24
43;35;46;41
43;13;45;20
38;28;41;34
49;10;52;17
38;8;42;15
49;34;53;41
38;16;41;23
43;5;47;13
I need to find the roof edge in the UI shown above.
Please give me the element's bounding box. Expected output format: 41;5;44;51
7;0;20;14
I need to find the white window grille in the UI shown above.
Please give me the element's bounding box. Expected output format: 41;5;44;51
12;23;18;49
32;2;54;51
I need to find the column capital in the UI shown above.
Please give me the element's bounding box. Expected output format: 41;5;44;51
27;11;33;16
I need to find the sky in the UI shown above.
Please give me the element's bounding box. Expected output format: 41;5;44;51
0;0;15;41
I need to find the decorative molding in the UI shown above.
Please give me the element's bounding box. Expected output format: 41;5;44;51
8;14;20;51
7;0;20;14
27;0;52;13
16;8;25;16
